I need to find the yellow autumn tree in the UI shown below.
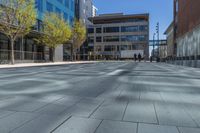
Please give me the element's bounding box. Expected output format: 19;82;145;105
0;0;37;64
71;19;86;61
37;13;71;62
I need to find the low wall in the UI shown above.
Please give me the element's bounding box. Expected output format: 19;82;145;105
0;60;46;64
167;60;200;68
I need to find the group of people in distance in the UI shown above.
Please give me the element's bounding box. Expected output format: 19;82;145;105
134;53;142;62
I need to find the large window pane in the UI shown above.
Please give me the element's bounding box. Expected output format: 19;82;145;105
88;28;94;33
103;27;119;33
103;36;119;42
96;37;102;42
121;26;138;32
46;2;53;12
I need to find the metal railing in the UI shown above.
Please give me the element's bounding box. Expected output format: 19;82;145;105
0;50;44;62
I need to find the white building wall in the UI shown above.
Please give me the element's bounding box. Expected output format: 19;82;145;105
54;45;63;62
78;0;93;25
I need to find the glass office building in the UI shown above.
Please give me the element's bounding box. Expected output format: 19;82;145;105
0;0;75;63
87;13;149;60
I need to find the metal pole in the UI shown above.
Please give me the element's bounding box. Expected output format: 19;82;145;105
157;22;160;56
153;33;155;58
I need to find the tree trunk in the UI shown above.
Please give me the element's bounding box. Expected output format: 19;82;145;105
74;51;77;61
52;48;55;62
10;39;15;65
71;43;73;61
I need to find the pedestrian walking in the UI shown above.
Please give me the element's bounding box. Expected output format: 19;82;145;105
150;56;153;62
138;53;142;62
134;53;137;62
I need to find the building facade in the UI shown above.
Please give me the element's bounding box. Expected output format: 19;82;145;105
75;0;93;25
87;13;149;60
0;0;75;63
164;22;175;58
174;0;200;59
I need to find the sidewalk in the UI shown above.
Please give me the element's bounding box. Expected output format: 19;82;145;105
0;61;98;69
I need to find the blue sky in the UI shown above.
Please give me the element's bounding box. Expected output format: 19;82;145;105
93;0;174;40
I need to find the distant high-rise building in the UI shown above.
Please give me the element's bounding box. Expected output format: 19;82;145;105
92;5;98;17
75;0;95;25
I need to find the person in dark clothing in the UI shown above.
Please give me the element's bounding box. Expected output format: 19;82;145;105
138;53;142;62
150;56;153;62
134;54;137;62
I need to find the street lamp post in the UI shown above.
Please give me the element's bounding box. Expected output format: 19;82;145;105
156;22;160;57
153;33;156;58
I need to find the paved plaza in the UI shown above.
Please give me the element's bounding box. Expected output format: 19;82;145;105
0;62;200;133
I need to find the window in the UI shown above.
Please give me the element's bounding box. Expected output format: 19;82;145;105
139;25;148;31
35;0;43;12
104;45;115;51
121;26;138;32
70;16;74;25
88;37;94;43
138;35;146;41
46;2;53;12
57;0;63;4
121;35;146;42
96;28;102;33
103;27;119;33
176;0;178;13
64;0;70;8
64;13;68;22
121;35;137;42
96;37;102;42
55;7;61;16
103;36;119;42
88;28;94;33
70;0;74;11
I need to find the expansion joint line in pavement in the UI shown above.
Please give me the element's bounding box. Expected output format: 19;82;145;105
88;100;105;118
176;126;182;133
50;116;72;133
122;100;129;121
33;96;66;112
94;120;103;133
153;103;159;125
10;112;42;133
136;123;139;133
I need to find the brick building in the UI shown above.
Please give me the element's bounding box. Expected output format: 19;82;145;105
174;0;200;60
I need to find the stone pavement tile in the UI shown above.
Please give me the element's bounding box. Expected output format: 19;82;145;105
155;102;197;127
138;123;179;133
97;84;121;100
0;112;38;133
52;116;101;133
54;95;82;106
140;92;163;102
11;114;71;133
0;110;14;119
90;100;127;121
0;96;38;111
0;95;51;112
61;98;103;117
95;120;137;133
35;103;70;115
183;104;200;127
179;93;200;106
6;100;49;112
160;92;183;104
36;94;65;103
118;89;140;102
123;101;157;124
178;127;200;133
